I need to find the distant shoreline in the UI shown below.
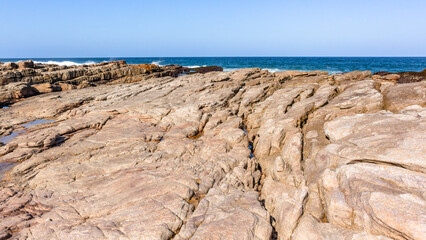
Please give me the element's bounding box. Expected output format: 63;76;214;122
1;57;426;74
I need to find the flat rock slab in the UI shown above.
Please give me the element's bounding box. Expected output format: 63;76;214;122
0;67;425;240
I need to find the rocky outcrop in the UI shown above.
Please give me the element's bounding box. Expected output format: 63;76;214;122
0;61;190;107
0;66;425;240
185;66;223;74
374;69;426;83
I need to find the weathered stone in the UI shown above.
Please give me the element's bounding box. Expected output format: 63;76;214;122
186;66;223;74
17;60;35;69
1;62;18;70
383;81;426;112
33;83;62;93
0;65;424;239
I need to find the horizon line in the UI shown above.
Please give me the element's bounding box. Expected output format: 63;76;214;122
2;56;426;59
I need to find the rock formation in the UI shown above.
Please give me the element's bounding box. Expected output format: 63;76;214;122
0;61;188;107
0;63;425;239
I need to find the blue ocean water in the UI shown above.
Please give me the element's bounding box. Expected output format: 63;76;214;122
1;57;425;73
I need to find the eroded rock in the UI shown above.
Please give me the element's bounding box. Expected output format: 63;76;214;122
0;66;424;239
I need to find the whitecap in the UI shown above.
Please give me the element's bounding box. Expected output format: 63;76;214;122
150;60;163;66
33;60;96;66
262;68;283;73
185;65;201;68
327;70;343;74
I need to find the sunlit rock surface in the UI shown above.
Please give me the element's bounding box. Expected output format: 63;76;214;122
0;64;425;239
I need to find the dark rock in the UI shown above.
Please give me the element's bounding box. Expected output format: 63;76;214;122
374;69;426;83
186;66;223;74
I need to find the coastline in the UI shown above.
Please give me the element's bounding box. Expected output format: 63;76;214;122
2;56;426;74
1;60;425;107
0;60;425;239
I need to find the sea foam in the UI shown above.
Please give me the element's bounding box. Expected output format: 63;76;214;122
150;60;163;66
262;68;283;73
33;60;96;66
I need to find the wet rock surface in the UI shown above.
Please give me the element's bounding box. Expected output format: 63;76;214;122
0;65;425;239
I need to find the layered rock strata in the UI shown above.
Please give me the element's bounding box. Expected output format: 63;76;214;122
0;61;222;107
0;65;425;240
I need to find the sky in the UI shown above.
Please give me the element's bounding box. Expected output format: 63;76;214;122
1;0;425;57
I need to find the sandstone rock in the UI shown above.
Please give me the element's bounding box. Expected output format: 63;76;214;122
176;190;272;240
274;70;328;80
383;81;426;112
58;82;77;91
334;70;371;83
0;82;38;106
0;66;424;239
316;107;426;239
292;214;392;240
130;63;161;72
372;73;400;81
0;61;206;104
32;83;62;93
1;62;18;70
17;60;35;69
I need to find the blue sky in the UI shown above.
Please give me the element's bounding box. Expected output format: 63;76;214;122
1;0;425;57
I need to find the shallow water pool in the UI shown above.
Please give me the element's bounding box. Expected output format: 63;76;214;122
0;119;55;145
0;162;16;181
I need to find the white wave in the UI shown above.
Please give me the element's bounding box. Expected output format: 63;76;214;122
184;65;210;68
150;60;163;66
225;68;286;73
262;68;283;73
264;68;342;74
33;60;96;66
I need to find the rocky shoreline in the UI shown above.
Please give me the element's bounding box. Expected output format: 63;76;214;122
0;61;223;107
0;61;425;239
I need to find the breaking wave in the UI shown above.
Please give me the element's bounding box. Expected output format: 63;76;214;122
184;65;207;68
150;60;163;66
262;68;283;73
33;60;96;66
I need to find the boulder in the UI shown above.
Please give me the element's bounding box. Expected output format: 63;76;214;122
1;62;18;70
372;73;400;81
58;82;77;91
0;82;37;105
33;83;62;93
17;60;34;69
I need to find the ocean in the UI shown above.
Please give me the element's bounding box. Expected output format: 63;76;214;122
1;57;425;74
